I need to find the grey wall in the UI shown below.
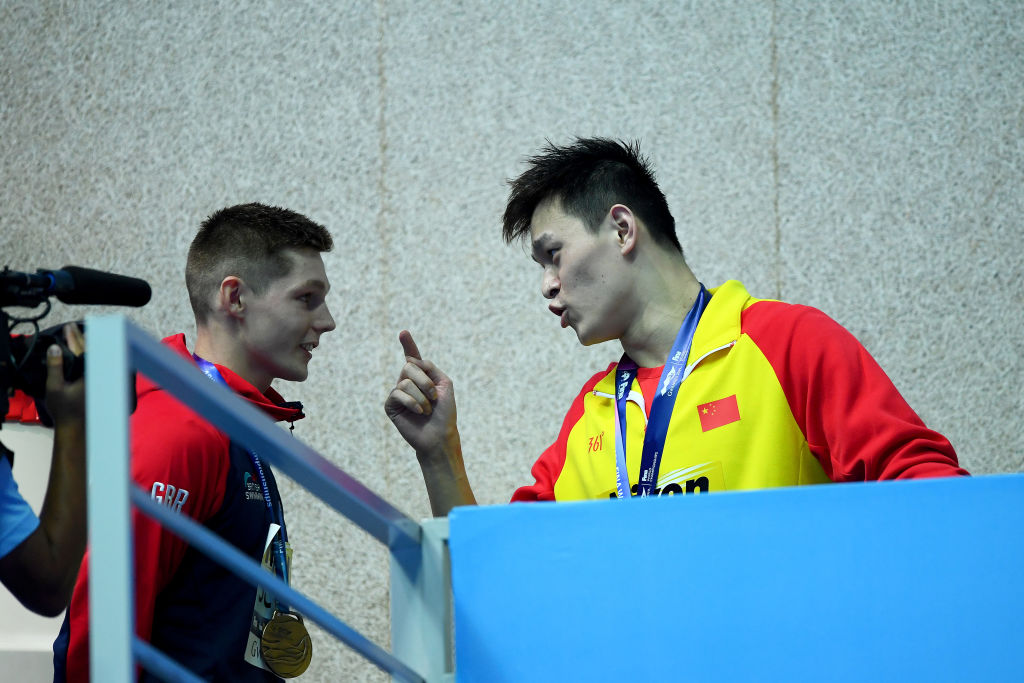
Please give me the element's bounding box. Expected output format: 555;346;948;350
2;1;1021;680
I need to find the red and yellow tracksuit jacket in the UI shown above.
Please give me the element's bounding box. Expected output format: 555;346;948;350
512;281;966;502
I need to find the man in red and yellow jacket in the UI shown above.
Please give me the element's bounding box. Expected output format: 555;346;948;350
385;138;966;517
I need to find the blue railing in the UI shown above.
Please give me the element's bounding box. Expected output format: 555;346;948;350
85;315;450;682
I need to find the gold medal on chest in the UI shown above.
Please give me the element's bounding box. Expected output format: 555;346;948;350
260;610;313;678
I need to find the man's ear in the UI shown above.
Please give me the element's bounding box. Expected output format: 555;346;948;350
609;204;639;255
217;276;246;319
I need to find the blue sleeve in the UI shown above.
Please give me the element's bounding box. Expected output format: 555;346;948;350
0;457;39;558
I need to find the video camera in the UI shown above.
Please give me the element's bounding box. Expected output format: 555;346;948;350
1;265;152;428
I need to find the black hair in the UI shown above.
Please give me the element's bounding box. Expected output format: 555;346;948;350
502;137;681;253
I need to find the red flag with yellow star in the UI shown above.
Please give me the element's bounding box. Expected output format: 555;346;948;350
697;395;740;432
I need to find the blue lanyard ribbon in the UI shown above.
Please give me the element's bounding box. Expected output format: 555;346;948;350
613;285;709;498
193;355;290;588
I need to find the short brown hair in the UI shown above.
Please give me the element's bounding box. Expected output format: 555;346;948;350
186;203;333;323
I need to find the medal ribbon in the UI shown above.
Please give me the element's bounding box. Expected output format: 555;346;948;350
193;355;290;590
613;284;710;498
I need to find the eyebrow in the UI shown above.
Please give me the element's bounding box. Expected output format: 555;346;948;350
294;279;329;294
530;233;553;263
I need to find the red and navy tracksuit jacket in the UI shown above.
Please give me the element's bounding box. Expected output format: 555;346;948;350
54;334;302;682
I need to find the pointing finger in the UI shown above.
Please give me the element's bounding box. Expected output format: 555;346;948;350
399;330;422;361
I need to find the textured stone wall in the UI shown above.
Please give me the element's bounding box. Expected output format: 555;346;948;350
2;2;1020;679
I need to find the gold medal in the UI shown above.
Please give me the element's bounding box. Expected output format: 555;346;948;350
260;610;313;678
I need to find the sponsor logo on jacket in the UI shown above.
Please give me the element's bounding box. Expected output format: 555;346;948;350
606;461;724;498
243;471;265;503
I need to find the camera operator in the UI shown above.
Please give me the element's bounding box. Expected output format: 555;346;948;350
0;323;85;616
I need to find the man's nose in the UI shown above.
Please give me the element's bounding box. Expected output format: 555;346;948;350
317;304;337;333
541;269;559;300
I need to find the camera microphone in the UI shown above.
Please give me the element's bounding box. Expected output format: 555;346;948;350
3;266;152;307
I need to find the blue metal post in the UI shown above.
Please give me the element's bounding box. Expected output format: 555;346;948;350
86;315;133;682
391;517;454;683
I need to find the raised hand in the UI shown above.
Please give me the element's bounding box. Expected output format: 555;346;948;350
384;330;475;516
384;330;458;456
44;323;86;427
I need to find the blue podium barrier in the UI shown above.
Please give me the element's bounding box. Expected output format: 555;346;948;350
449;475;1023;682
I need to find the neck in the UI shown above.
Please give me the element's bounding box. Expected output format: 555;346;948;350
619;252;700;368
193;323;271;392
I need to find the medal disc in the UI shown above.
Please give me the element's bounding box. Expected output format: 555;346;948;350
260;610;313;678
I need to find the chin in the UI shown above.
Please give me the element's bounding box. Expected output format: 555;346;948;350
277;366;310;383
576;328;615;347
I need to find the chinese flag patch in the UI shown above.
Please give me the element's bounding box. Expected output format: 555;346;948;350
697;395;740;432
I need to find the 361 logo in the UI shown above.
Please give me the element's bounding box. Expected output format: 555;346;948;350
588;431;604;453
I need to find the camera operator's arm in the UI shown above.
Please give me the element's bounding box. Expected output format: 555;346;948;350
0;324;85;616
